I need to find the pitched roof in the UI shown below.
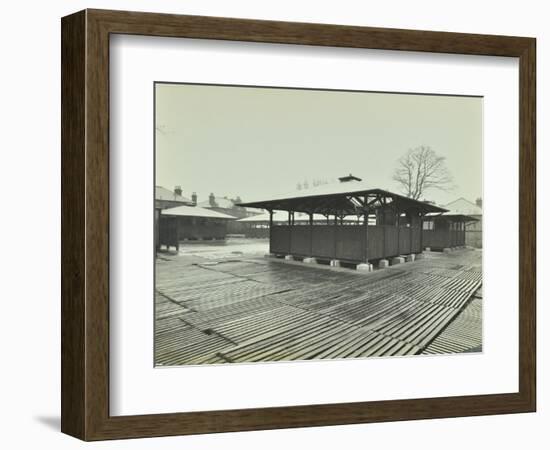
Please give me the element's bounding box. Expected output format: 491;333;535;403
160;205;236;220
197;196;238;209
444;197;482;216
237;179;447;215
155;186;192;204
425;212;479;222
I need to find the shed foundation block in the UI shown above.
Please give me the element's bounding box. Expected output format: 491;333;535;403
284;255;295;261
443;248;452;253
378;259;389;269
330;259;341;267
392;257;405;265
356;263;373;272
415;253;425;260
303;257;317;264
405;254;415;262
425;247;431;252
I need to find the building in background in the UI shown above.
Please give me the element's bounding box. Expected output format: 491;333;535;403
422;212;478;251
155;185;194;209
155;187;236;250
158;205;236;251
236;211;332;238
197;193;263;235
443;198;483;248
198;193;261;219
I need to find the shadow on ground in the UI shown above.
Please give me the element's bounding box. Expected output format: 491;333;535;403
34;415;60;431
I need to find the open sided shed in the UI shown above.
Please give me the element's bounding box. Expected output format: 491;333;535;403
422;213;479;250
238;176;446;265
236;211;335;238
157;205;236;251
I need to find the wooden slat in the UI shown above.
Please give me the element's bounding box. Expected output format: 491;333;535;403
155;249;483;365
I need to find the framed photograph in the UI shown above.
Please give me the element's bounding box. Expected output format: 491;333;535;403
61;9;536;440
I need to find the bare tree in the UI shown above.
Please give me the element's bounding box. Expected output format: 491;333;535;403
392;146;453;200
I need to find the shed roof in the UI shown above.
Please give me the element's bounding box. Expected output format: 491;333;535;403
450;214;479;222
425;212;479;222
155;186;192;204
161;205;237;220
237;178;447;215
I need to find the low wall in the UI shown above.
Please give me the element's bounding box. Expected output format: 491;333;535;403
270;224;421;262
423;229;466;249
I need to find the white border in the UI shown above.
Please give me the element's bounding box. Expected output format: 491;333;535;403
110;35;519;416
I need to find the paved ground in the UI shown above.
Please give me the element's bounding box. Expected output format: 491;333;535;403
172;237;270;260
155;241;482;366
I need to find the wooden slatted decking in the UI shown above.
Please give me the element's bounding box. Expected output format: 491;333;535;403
423;296;483;354
155;249;482;365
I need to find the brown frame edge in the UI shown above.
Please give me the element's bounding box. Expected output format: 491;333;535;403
61;8;536;441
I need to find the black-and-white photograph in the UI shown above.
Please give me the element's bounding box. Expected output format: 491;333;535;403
154;83;483;366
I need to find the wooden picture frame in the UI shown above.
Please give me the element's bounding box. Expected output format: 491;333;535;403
61;9;536;441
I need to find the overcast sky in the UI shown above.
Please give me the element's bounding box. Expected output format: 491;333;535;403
155;83;482;206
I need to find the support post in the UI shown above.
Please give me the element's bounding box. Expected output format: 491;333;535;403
409;212;413;254
333;213;338;260
309;212;313;257
175;218;180;252
269;210;273;253
419;212;424;251
451;221;456;248
362;209;369;263
454;221;457;246
383;224;387;258
397;213;401;256
288;211;292;254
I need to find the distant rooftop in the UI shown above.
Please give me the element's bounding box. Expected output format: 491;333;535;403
160;205;236;220
155;186;192;204
425;197;481;222
197;196;237;209
444;197;482;216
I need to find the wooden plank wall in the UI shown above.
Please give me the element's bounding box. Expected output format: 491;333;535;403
311;226;335;258
384;226;399;257
423;228;466;249
335;226;363;261
159;217;178;248
271;224;422;261
290;226;312;256
271;225;290;254
176;219;227;240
